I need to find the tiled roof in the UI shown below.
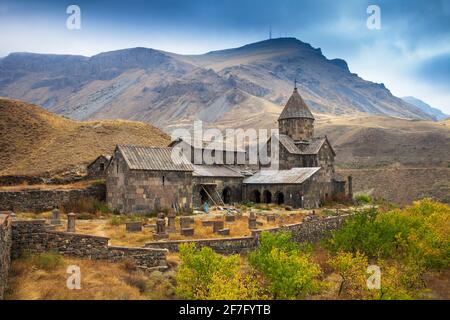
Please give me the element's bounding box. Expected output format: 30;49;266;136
243;167;321;184
278;88;314;120
117;145;193;171
192;165;244;178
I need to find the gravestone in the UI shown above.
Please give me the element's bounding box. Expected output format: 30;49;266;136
126;221;142;232
154;212;168;240
167;211;176;233
51;208;61;225
67;212;76;232
225;215;235;222
213;220;224;233
266;214;276;222
248;211;257;229
201;220;215;227
180;216;193;229
181;227;194;236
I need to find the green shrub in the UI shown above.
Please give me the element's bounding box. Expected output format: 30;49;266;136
29;252;64;271
249;232;321;299
355;194;373;204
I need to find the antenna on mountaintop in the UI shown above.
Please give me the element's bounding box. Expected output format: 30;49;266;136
269;25;272;40
294;78;297;90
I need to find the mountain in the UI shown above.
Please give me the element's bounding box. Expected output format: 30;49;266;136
402;96;448;121
0;38;434;132
0;97;169;177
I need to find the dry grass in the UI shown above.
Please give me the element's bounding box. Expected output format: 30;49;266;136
0;97;170;177
0;180;98;192
5;253;177;300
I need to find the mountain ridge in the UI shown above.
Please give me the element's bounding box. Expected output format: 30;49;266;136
0;38;441;132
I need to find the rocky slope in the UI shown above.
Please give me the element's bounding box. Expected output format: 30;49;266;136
0;38;437;132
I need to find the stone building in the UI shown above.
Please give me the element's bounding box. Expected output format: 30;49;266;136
105;85;347;213
87;155;111;178
106;145;193;214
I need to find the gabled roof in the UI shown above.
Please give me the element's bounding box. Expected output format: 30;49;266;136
278;88;314;120
117;145;193;171
243;167;320;184
169;138;246;153
274;134;335;156
192;165;244;178
87;155;111;168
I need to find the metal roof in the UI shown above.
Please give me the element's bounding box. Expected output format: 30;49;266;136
117;145;193;171
243;167;320;184
192;165;244;178
278;88;315;120
169;138;246;152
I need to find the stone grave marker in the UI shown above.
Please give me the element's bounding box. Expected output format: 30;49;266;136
126;221;142;232
67;212;76;232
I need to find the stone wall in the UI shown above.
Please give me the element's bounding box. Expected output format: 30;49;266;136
11;220;167;270
146;236;257;254
0;184;106;212
0;213;12;300
145;213;351;254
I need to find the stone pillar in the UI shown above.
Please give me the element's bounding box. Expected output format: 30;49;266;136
51;208;61;225
167;211;176;233
67;212;76;232
347;176;353;199
248;211;257;230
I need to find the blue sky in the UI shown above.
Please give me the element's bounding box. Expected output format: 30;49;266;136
0;0;449;113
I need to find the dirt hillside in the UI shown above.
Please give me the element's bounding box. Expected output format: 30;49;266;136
0;97;170;176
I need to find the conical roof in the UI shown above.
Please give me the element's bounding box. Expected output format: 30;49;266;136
278;88;314;120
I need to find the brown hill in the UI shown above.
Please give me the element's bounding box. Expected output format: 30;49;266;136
0;97;170;177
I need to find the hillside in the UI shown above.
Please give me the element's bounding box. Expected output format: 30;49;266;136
402;96;449;121
0;97;170;177
0;38;438;132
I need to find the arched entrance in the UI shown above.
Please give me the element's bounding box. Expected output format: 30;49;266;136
276;192;284;205
263;190;272;204
251;190;261;203
222;187;232;204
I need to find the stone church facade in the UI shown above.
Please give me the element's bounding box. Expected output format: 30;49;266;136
106;86;347;214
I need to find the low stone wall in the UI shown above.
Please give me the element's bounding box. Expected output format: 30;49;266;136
0;214;12;300
0;184;106;212
145;214;351;254
11;220;167;270
146;236;257;254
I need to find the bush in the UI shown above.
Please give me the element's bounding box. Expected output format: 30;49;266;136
248;232;321;299
355;194;373;204
62;197;110;216
26;252;64;271
175;244;262;300
328;251;368;297
326;199;450;269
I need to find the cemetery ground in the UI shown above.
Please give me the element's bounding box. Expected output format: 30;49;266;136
5;199;450;300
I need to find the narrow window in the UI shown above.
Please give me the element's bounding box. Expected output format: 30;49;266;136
162;176;165;186
116;162;119;174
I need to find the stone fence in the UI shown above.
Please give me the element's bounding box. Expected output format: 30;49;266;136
0;184;106;212
0;214;12;299
11;220;167;270
145;214;351;254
